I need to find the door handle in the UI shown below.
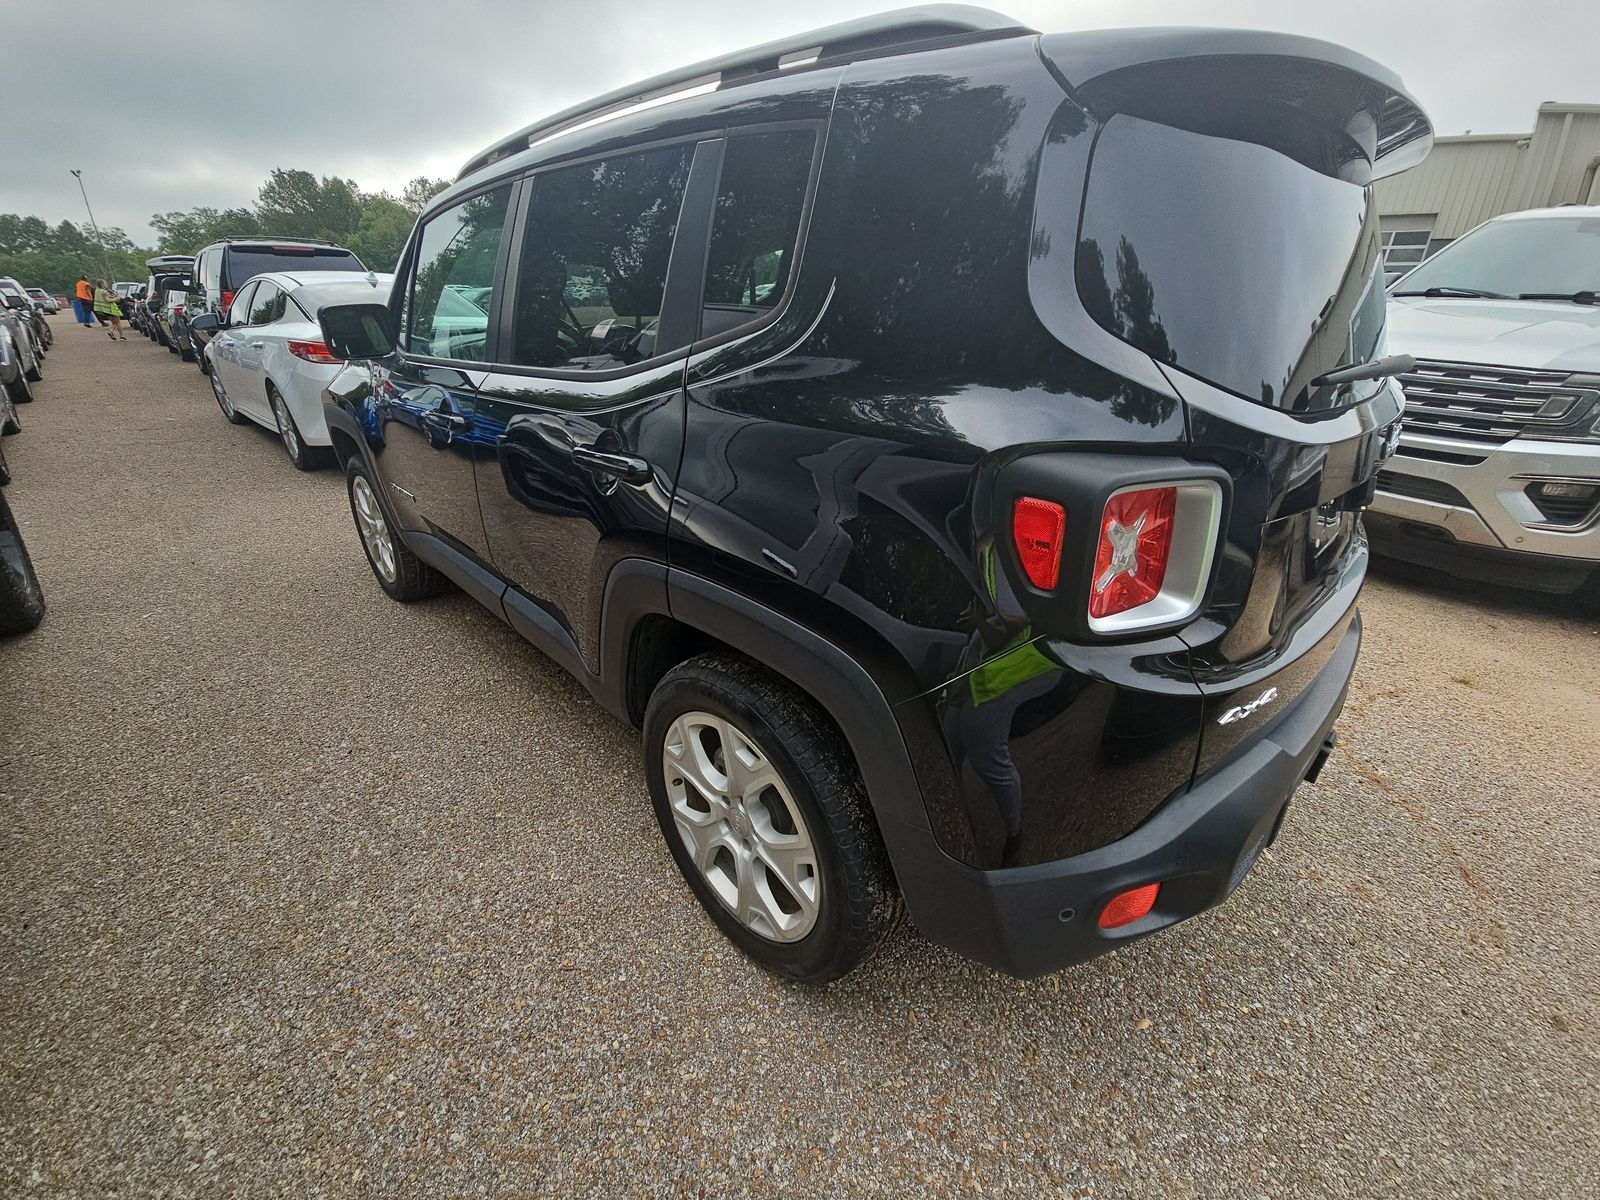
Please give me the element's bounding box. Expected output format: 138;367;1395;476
249;341;265;349
423;410;468;429
572;444;652;483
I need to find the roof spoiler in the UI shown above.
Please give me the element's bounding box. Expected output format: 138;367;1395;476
1040;28;1432;183
456;5;1035;181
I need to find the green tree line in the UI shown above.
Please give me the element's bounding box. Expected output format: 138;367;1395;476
0;170;448;294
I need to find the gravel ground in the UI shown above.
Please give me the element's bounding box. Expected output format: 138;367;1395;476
2;326;1597;1199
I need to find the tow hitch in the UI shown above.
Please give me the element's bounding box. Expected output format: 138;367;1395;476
1304;731;1339;784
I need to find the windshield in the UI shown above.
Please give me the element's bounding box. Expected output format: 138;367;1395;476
1395;215;1600;298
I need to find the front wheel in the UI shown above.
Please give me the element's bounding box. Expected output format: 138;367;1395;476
344;457;448;601
643;653;901;984
6;373;33;405
0;488;45;636
208;366;248;425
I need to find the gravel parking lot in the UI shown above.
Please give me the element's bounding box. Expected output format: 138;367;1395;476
2;327;1597;1198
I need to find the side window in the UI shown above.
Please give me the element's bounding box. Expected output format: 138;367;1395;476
248;282;284;326
701;129;815;339
227;282;257;325
509;143;693;370
407;185;512;361
200;250;221;298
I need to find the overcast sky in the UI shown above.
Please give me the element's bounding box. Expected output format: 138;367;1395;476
6;0;1596;245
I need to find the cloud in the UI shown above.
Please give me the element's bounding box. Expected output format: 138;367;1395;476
6;0;1595;244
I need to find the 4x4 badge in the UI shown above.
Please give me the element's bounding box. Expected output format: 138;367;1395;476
1217;687;1279;725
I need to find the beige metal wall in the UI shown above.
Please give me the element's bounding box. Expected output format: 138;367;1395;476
1375;104;1600;239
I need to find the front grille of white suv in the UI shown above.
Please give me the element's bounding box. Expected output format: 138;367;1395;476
1398;360;1588;445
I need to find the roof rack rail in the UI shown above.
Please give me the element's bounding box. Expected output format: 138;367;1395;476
214;235;349;246
456;5;1033;181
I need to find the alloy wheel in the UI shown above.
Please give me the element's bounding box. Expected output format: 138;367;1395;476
350;474;397;583
272;391;300;461
662;711;821;943
210;369;234;419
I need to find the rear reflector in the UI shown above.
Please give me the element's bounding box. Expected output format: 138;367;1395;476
221;290;234;311
1098;882;1160;929
1090;486;1176;619
1012;497;1066;590
288;339;342;364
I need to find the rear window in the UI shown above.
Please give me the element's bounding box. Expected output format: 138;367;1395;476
224;246;364;288
1075;115;1379;409
293;279;394;312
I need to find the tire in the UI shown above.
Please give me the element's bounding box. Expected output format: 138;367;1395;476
165;335;178;354
344;457;448;601
158;329;172;348
269;382;328;471
3;400;19;435
208;366;249;426
0;441;10;488
23;350;41;383
196;344;211;374
643;652;901;984
178;337;195;363
6;373;33;405
0;487;45;637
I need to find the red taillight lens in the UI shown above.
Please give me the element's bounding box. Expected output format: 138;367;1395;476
173;306;183;316
1098;882;1160;929
221;290;234;311
288;339;342;364
1011;497;1066;590
1089;486;1177;619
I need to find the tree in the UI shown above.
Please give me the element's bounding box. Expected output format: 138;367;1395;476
255;169;362;243
349;195;415;273
149;207;259;255
400;176;450;215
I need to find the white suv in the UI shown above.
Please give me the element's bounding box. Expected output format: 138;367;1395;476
1370;206;1600;593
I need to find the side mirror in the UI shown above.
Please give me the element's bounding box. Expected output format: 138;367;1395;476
189;312;220;336
318;302;396;361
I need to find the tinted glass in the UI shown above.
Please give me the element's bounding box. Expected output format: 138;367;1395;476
248;282;285;325
701;130;813;339
407;186;511;361
509;143;693;370
1075;115;1376;408
224;247;364;289
294;277;395;313
227;283;257;325
200;250;221;295
1393;215;1600;297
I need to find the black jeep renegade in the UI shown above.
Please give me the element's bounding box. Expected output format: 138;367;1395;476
315;7;1432;982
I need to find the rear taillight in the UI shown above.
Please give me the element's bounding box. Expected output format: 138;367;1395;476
1090;486;1177;619
173;306;183;316
221;290;234;311
1011;497;1066;589
288;339;342;364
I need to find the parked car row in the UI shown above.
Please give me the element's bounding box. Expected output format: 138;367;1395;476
0;277;48;636
130;239;382;468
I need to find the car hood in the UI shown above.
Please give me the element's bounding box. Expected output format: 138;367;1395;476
1386;296;1600;373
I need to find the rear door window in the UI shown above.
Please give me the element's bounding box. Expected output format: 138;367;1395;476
227;283;257;325
405;185;512;362
507;143;694;370
700;129;815;340
248;282;285;326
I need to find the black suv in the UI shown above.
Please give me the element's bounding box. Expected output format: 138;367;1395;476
185;237;365;370
315;8;1431;982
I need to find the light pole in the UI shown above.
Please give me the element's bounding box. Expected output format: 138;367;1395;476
69;169;110;280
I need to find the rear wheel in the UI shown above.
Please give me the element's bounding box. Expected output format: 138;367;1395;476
177;337;195;363
643;653;901;984
6;374;33;405
270;383;328;471
0;488;45;637
23;349;41;383
345;457;448;601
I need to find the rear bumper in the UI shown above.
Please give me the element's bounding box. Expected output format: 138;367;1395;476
894;612;1359;978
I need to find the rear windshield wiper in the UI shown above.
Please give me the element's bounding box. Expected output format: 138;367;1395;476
1391;286;1508;299
1517;290;1600;305
1312;353;1416;389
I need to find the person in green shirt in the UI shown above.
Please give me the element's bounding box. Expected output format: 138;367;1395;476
92;280;126;340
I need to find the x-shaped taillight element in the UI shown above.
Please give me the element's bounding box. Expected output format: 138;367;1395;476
1094;512;1146;594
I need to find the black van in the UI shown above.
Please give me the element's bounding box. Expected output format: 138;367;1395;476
314;7;1431;982
185;238;365;369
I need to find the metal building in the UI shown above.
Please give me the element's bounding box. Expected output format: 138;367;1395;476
1374;102;1600;279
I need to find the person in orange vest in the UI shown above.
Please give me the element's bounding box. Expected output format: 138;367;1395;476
72;277;95;327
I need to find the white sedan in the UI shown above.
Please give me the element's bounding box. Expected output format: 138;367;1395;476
204;271;393;470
